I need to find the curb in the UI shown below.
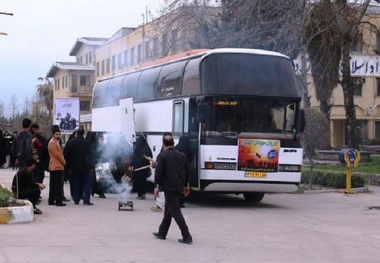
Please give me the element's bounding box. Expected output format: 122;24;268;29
303;186;369;194
0;200;34;224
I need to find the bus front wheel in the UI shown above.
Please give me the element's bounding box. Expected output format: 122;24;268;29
243;192;265;202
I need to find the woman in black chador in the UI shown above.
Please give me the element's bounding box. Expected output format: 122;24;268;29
132;135;153;199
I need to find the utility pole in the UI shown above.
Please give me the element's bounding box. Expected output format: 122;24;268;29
0;11;14;36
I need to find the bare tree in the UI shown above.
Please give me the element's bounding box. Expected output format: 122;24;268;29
7;95;18;120
301;108;330;189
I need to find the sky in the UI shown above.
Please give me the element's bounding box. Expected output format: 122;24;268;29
0;0;161;113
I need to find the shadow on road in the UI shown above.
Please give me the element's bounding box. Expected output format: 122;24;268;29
186;192;286;209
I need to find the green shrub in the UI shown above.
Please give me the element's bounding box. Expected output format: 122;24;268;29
0;186;12;207
301;170;365;188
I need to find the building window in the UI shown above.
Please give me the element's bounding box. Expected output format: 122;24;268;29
112;55;116;72
101;60;105;75
351;33;363;53
106;58;110;73
171;29;178;54
57;79;60;90
130;47;135;66
375;121;380;139
145;40;150;60
72;75;77;93
96;62;100;77
65;76;68;88
89;52;93;64
80;101;91;111
153;37;159;58
377;78;380;96
85;53;88;64
118;53;122;69
80;56;83;63
137;44;142;63
124;50;129;68
162;33;168;56
80;75;90;86
352;77;364;96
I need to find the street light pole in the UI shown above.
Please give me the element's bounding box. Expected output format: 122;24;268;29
0;11;14;36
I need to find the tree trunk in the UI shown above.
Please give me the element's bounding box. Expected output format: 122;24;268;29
341;38;358;149
308;156;313;190
300;48;311;108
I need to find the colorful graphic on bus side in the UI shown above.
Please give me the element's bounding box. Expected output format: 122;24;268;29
238;139;280;172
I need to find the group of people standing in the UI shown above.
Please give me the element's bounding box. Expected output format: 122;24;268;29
9;117;194;244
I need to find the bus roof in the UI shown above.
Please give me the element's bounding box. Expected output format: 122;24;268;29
97;48;291;83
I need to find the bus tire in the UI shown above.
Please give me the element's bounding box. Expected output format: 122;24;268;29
243;192;265;202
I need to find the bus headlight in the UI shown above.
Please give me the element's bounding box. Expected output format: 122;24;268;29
278;164;301;172
205;162;236;170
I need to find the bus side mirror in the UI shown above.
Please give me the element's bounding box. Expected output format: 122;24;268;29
300;109;305;133
197;104;210;123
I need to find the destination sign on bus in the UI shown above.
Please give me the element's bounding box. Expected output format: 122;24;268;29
213;101;238;106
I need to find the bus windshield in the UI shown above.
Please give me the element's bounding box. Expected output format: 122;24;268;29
199;98;298;144
201;53;300;98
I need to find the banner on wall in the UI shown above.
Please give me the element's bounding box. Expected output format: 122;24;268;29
55;98;79;134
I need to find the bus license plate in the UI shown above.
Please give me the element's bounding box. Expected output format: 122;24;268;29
245;172;267;178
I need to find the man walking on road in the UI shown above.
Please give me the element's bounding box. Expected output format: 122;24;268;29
152;134;193;244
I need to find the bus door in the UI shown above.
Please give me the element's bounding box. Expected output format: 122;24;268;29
119;97;136;144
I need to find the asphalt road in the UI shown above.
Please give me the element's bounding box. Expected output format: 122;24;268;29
1;167;380;263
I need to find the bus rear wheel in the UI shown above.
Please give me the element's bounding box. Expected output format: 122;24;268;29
243;192;265;202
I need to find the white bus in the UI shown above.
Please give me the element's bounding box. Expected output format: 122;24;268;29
91;48;304;202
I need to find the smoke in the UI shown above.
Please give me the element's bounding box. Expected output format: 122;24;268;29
95;132;134;201
95;162;133;200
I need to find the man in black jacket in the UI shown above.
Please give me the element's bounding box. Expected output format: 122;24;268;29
12;158;46;214
153;134;193;244
64;128;93;205
12;118;33;168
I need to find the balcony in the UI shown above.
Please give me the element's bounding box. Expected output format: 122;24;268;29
68;85;93;96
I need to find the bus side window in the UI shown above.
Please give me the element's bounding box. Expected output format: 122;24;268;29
137;68;160;101
182;57;202;95
158;61;187;98
121;72;141;100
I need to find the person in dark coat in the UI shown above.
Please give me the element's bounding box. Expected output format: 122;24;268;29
87;131;105;198
0;130;6;168
12;118;33;169
65;128;93;205
175;135;192;208
106;134;132;184
12;158;46;214
132;135;153;199
9;131;17;170
153;134;193;244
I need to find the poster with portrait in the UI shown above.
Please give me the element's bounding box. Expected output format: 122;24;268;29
55;98;79;134
238;139;280;172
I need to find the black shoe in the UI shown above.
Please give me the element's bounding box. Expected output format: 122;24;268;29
98;194;106;199
178;236;193;244
55;203;67;207
62;196;70;202
83;202;93;205
73;200;79;205
153;232;166;240
34;207;42;215
48;202;55;206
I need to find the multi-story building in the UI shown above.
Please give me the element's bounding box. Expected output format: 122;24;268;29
296;6;380;147
46;37;107;134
